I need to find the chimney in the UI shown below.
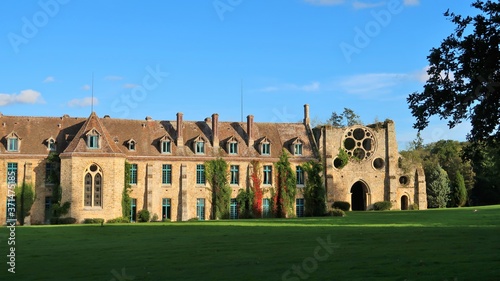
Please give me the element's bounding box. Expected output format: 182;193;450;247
247;115;254;147
212;113;219;148
176;112;184;147
304;104;310;125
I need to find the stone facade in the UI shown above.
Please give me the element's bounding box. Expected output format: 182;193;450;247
0;105;426;225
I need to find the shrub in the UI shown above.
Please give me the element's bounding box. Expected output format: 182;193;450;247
151;213;159;222
329;208;346;217
373;201;392;211
83;218;104;224
50;217;77;225
188;217;200;221
409;203;419;210
332;201;351;211
137;209;150;222
107;217;130;223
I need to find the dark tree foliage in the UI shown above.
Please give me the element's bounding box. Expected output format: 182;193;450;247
408;0;500;143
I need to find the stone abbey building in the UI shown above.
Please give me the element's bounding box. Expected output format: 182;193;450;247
0;105;426;224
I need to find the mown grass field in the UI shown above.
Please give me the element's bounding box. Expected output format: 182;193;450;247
1;205;500;281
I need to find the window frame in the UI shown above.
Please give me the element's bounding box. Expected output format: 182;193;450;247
161;140;172;154
263;165;272;185
162;164;172;185
196;164;205;185
7;137;18;152
129;164;138;185
230;165;239;185
296;166;304;186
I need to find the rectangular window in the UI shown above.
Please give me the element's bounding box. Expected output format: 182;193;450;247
162;164;172;185
230;198;238;219
230;165;239;185
45;162;56;184
263;198;271;218
130;164;138;184
88;135;99;149
262;143;270;155
8;138;18;152
196;164;205;185
295;143;303;155
196;141;205;154
162;198;171;220
229;142;238;154
296;198;305;218
263;165;272;185
296;166;304;185
196;198;205;220
130;198;137;222
129;142;136;151
48;140;56;151
7;163;18;184
162;141;171;154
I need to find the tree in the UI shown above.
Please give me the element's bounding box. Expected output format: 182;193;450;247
450;172;467;207
205;158;232;219
302;161;326;216
408;1;500;143
425;163;450;208
273;149;297;218
328;108;362;127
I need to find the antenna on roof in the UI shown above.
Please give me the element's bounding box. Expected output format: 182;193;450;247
91;72;94;113
240;79;243;122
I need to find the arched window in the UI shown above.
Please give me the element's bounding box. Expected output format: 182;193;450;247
83;164;103;207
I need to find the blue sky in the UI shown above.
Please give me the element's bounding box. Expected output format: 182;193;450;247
1;0;476;149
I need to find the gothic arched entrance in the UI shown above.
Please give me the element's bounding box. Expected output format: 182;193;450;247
351;181;368;211
401;195;409;210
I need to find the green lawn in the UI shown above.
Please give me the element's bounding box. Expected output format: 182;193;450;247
2;206;500;281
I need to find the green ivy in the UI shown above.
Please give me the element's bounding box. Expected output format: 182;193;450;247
123;161;132;220
15;182;36;225
302;160;326;216
205;158;232;219
273;149;297;218
335;148;349;169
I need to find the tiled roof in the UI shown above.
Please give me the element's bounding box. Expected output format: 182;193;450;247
0;113;315;159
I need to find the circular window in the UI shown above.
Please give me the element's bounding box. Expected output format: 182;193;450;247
399;176;409;185
333;158;344;169
344;138;356;150
341;127;376;161
353;148;365;159
373;158;385;170
353;128;365;140
90;164;98;172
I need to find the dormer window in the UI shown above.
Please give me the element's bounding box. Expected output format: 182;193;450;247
127;139;136;151
160;136;172;154
193;136;206;154
46;137;56;151
260;137;271;156
86;128;100;149
227;136;239;155
291;138;303;156
6;132;20;152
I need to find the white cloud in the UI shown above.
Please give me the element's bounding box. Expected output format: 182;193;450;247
104;75;124;81
82;84;91;91
67;97;98;107
339;73;409;96
259;81;321;93
0;89;45;106
352;1;385;9
123;83;139;89
304;0;345;6
43;76;55;83
403;0;419;6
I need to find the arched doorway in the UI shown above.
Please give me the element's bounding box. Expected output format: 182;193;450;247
401;195;409;210
351;181;368;211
